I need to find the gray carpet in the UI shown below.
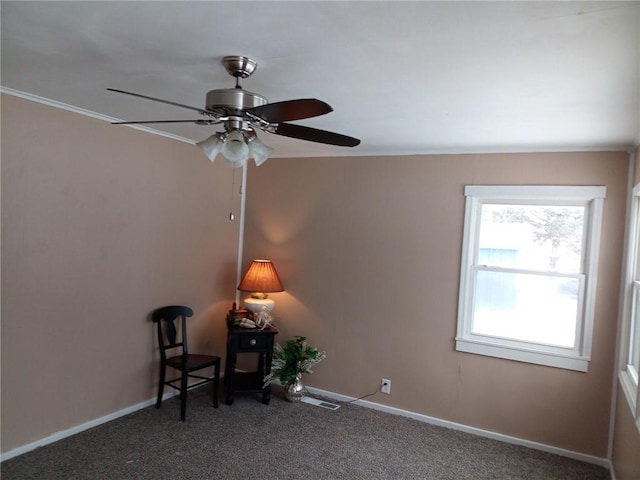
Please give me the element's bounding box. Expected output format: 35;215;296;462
2;387;610;480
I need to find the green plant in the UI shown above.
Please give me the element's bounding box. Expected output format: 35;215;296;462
264;336;326;387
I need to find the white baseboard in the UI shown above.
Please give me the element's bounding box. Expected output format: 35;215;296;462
0;391;179;462
306;386;612;470
2;384;612;474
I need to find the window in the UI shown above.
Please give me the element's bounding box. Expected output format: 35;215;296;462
619;183;640;428
456;185;606;371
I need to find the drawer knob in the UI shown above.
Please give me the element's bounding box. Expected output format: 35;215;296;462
249;339;257;346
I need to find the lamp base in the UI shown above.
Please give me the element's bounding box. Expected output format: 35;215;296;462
243;297;275;329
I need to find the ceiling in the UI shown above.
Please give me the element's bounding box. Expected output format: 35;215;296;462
2;1;639;158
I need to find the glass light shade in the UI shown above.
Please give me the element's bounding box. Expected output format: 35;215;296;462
196;134;223;162
248;136;274;166
221;130;249;166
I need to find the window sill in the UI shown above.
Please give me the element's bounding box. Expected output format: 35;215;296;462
456;338;589;372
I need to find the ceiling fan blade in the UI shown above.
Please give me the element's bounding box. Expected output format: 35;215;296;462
248;99;333;123
107;88;212;115
273;123;360;147
112;119;217;125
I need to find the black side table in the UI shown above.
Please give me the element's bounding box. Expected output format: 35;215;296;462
224;323;278;405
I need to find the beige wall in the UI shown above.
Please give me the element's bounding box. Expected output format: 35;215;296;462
243;151;629;458
2;92;634;463
610;145;640;480
1;95;240;452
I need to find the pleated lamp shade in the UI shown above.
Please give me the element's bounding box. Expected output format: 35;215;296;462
238;260;284;295
238;260;284;318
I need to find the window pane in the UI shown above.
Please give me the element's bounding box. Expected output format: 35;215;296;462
472;270;579;347
635;201;640;277
630;282;640;375
479;204;585;273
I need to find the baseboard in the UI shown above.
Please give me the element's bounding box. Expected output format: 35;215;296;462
306;386;611;470
0;391;179;462
2;383;612;472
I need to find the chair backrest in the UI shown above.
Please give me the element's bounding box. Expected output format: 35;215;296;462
152;305;193;360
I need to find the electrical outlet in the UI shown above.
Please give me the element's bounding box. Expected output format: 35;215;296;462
381;378;391;394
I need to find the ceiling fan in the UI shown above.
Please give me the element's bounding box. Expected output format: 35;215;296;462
108;55;361;167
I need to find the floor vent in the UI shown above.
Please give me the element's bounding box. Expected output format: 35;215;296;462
301;396;341;410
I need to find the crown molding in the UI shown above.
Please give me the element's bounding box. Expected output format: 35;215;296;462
1;86;195;145
2;86;635;157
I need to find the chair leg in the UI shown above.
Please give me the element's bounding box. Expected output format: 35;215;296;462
213;361;220;409
180;370;188;421
156;363;166;409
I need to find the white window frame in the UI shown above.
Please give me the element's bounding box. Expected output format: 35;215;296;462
456;185;606;372
618;183;640;430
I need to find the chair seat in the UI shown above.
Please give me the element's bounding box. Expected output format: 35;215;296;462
166;354;220;372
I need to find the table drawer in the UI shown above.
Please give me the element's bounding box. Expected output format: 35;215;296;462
239;335;267;350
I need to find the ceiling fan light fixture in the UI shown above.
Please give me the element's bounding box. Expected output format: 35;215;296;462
248;135;274;166
221;130;249;167
111;55;359;167
196;133;223;162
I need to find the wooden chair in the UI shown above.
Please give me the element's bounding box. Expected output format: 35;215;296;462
152;305;221;421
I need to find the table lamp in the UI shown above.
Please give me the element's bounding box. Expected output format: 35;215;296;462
238;260;284;327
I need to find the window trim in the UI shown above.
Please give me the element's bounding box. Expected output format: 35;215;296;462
456;185;606;372
618;183;640;430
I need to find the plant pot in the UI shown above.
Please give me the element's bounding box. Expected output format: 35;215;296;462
284;374;307;402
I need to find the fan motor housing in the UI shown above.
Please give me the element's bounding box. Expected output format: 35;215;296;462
206;88;268;114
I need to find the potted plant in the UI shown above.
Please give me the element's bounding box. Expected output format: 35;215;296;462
264;336;326;402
